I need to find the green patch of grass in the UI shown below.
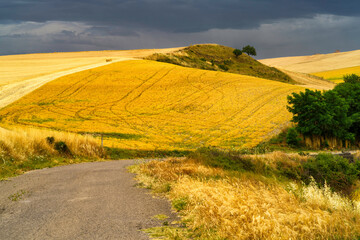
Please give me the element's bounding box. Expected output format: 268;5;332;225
105;147;191;160
153;214;169;221
23;118;55;124
172;197;188;211
8;189;28;201
0;156;100;180
37;102;52;106
143;226;196;240
146;44;294;84
79;132;143;140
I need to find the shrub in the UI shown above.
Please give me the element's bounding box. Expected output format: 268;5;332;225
286;128;301;147
302;153;359;194
218;64;229;71
46;136;55;145
54;141;72;156
191;147;255;172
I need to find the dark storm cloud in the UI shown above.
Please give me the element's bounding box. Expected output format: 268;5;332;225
1;0;360;33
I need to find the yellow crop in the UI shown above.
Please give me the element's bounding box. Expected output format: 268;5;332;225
0;60;303;150
314;65;360;83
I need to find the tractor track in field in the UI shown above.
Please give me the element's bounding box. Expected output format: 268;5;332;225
0;59;137;109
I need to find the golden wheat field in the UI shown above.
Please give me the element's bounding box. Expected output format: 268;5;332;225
0;47;183;85
0;47;183;108
314;65;360;83
0;60;303;150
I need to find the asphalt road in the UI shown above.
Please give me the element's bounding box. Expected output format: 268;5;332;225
0;160;178;240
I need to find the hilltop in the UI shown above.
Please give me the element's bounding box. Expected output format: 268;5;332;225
146;44;294;84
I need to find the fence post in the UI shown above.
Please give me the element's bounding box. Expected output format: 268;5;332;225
101;133;103;147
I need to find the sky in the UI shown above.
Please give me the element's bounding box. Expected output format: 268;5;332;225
1;0;360;59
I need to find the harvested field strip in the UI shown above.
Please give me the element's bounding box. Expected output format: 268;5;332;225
0;60;304;150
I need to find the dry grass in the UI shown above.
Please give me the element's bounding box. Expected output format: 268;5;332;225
249;151;309;169
0;126;104;160
132;158;360;239
279;69;335;90
260;49;360;74
0;60;303;150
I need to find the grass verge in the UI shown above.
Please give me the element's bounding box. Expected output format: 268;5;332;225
130;148;360;239
0;126;105;179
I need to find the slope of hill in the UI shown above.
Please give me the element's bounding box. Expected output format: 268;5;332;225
0;60;303;150
0;47;183;108
146;44;294;84
259;49;360;73
280;69;335;90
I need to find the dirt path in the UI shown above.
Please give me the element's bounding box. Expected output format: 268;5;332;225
0;160;178;240
0;58;136;109
282;69;336;90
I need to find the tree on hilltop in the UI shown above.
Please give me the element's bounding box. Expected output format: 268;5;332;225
233;49;242;58
242;45;257;56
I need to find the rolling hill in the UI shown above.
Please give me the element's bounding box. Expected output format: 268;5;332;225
0;47;183;108
146;44;294;84
0;60;303;150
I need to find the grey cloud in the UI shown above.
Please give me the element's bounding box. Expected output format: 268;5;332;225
1;14;359;58
1;0;360;33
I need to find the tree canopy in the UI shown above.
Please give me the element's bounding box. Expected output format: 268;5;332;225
242;45;257;56
287;74;360;145
233;49;242;57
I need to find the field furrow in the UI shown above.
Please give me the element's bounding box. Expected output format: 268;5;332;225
0;60;304;150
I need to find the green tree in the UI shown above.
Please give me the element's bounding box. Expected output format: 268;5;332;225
233;49;242;58
323;90;353;141
333;81;360;140
343;74;360;84
242;45;257;56
287;89;327;137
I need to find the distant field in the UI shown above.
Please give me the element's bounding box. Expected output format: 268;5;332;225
0;48;183;85
0;60;303;150
313;65;360;83
259;49;360;73
0;47;183;108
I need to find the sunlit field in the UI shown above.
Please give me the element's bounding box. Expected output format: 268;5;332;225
314;65;360;83
0;60;303;150
0;47;183;108
0;48;183;85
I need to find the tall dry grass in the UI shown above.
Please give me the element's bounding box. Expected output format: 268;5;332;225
133;158;360;239
0;126;104;160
